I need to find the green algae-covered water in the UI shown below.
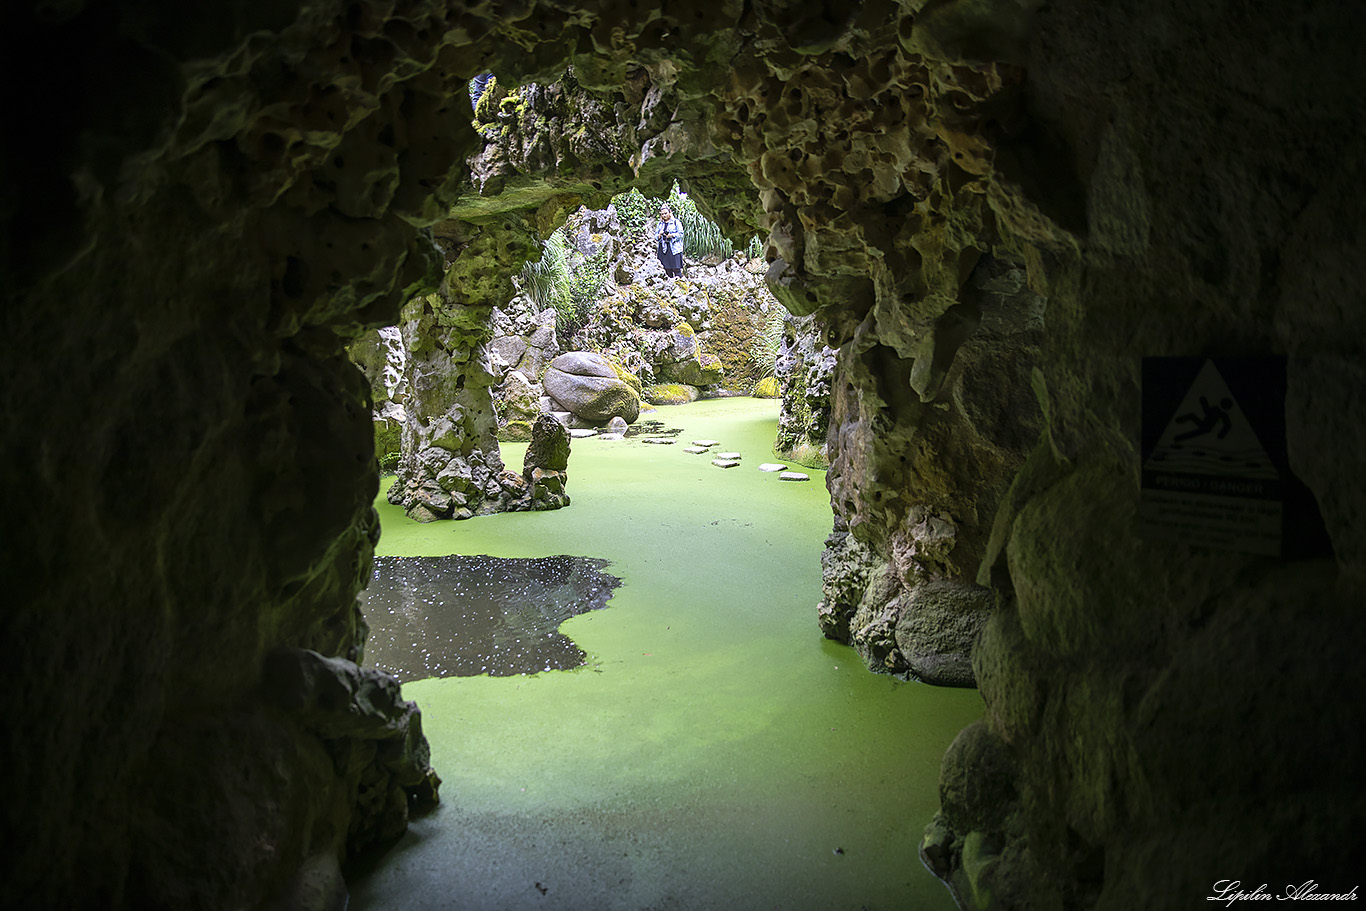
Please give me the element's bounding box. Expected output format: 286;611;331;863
349;398;982;911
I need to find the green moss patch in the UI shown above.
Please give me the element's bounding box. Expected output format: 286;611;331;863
644;383;700;405
752;376;781;398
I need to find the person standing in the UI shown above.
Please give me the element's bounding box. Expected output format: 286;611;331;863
654;206;685;277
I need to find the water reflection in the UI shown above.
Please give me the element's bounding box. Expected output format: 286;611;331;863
359;554;621;681
623;419;682;438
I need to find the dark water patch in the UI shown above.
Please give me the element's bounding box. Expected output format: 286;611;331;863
359;555;621;682
624;419;683;439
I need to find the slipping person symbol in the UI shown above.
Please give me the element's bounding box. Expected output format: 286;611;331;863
1174;396;1233;442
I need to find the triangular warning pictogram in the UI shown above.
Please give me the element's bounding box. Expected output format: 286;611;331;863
1144;359;1278;479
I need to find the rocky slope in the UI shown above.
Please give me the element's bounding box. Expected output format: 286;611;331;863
487;200;782;431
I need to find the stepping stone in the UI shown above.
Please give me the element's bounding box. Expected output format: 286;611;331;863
569;429;597;438
779;471;810;481
642;437;675;445
597;432;624;441
716;451;741;460
683;446;710;454
711;459;741;469
758;463;787;472
551;411;573;427
692;439;719;447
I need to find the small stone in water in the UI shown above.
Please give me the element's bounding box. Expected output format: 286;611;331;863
779;471;810;481
758;463;787;472
569;429;597;438
716;451;741;460
692;439;719;447
642;438;675;445
712;459;741;469
683;446;710;454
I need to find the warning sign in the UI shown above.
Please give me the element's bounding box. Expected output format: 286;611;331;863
1138;357;1287;556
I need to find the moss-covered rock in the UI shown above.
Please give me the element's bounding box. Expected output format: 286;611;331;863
603;354;643;395
499;420;534;442
543;351;641;423
643;383;700;405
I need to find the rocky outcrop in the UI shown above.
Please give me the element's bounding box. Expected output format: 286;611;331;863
384;265;512;523
773;313;836;469
521;414;573;510
818;256;1044;681
262;647;441;854
349;326;407;469
510;202;776;399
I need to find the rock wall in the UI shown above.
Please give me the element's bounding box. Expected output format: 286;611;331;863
4;2;465;905
819;255;1044;683
348;326;407;469
916;2;1366;905
387;68;759;510
773;313;837;469
491;199;779;418
384;216;537;521
4;0;1364;909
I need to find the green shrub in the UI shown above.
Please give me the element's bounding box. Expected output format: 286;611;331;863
520;227;603;336
752;376;780;398
566;247;609;333
521;229;570;312
612;188;654;236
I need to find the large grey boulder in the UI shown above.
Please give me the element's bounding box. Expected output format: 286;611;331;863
543;352;641;423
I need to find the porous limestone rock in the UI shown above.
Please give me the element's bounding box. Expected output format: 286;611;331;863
496;370;544;431
773;314;835;469
348;326;408;468
262;647;441;853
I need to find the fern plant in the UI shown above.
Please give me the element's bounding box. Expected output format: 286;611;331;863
751;308;786;379
520;229;571;316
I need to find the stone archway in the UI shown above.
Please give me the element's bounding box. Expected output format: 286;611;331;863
6;1;1364;909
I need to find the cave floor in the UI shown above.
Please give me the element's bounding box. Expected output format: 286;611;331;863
347;397;982;911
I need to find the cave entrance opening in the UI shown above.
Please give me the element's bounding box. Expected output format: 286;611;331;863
345;71;981;908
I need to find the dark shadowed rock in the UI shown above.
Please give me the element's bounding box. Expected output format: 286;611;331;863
525;414;571;473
